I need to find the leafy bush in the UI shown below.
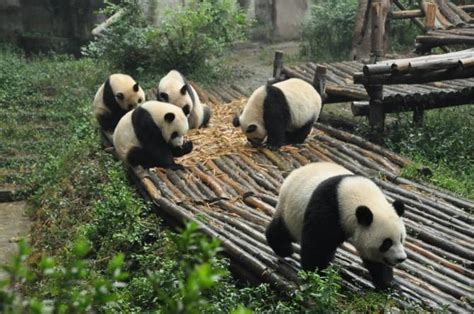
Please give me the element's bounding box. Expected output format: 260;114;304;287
301;0;357;61
83;0;249;75
0;240;127;313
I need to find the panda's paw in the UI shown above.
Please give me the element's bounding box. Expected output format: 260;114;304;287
183;141;193;154
169;163;185;171
265;144;281;151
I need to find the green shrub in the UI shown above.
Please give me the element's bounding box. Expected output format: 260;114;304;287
301;0;357;61
83;0;249;75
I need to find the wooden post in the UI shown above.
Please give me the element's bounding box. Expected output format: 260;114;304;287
368;0;385;141
413;106;424;125
425;3;437;31
370;0;384;63
272;50;283;80
313;65;327;102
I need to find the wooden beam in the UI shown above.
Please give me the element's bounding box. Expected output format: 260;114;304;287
354;66;474;85
390;9;424;19
351;88;474;116
392;0;425;32
416;34;474;47
459;5;474;13
434;0;465;27
447;2;473;23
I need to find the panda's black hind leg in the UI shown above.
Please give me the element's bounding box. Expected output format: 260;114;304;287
285;118;314;145
200;106;212;128
265;216;294;257
362;259;394;290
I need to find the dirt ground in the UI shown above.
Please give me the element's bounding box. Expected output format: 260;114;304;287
0;201;30;277
227;41;363;128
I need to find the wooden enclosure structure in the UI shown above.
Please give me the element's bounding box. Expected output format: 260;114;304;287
281;0;474;137
104;82;474;312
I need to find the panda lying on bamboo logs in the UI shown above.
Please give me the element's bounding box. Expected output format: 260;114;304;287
266;162;407;290
93;73;146;131
232;78;322;150
113;100;193;170
157;70;211;129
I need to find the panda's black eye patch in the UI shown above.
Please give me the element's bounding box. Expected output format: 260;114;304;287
138;98;143;103
171;131;179;139
379;238;393;252
246;124;257;133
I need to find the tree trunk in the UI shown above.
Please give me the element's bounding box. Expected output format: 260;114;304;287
351;0;392;61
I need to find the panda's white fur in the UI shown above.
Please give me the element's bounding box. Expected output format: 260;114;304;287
158;70;211;129
93;73;145;131
277;162;352;242
113;100;191;169
234;78;322;149
267;162;407;289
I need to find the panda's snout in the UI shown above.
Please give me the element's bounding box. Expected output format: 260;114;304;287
128;104;134;110
395;257;406;264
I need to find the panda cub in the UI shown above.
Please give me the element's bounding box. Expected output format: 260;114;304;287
232;78;322;150
113;100;193;170
158;70;211;129
93;73;146;131
266;162;407;290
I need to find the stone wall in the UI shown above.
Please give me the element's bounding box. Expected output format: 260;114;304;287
1;0;103;54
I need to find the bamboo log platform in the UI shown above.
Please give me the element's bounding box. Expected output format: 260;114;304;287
104;85;474;312
281;58;474;110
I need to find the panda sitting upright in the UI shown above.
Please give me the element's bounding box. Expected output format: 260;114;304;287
157;70;211;129
93;73;146;131
232;78;322;150
266;162;407;290
113;100;193;170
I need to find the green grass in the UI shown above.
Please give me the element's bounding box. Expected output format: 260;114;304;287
383;107;474;200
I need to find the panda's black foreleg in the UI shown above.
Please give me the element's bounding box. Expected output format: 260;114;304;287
285;118;314;145
300;235;338;272
300;215;343;272
265;216;294;257
362;259;394;290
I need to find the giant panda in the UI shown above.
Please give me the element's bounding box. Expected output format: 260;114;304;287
232;78;322;150
157;70;211;129
113;100;193;170
93;73;146;131
265;162;407;290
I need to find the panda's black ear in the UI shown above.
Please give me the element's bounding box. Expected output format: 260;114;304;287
116;92;124;100
133;83;139;92
159;92;169;102
356;206;373;226
232;116;240;127
393;200;405;217
180;84;187;95
164;113;175;122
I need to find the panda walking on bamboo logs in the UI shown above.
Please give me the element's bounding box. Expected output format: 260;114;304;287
232;78;322;150
113;100;193;170
93;73;146;131
265;162;407;290
157;70;211;129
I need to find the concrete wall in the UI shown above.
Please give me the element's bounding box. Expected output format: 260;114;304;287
250;0;310;41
